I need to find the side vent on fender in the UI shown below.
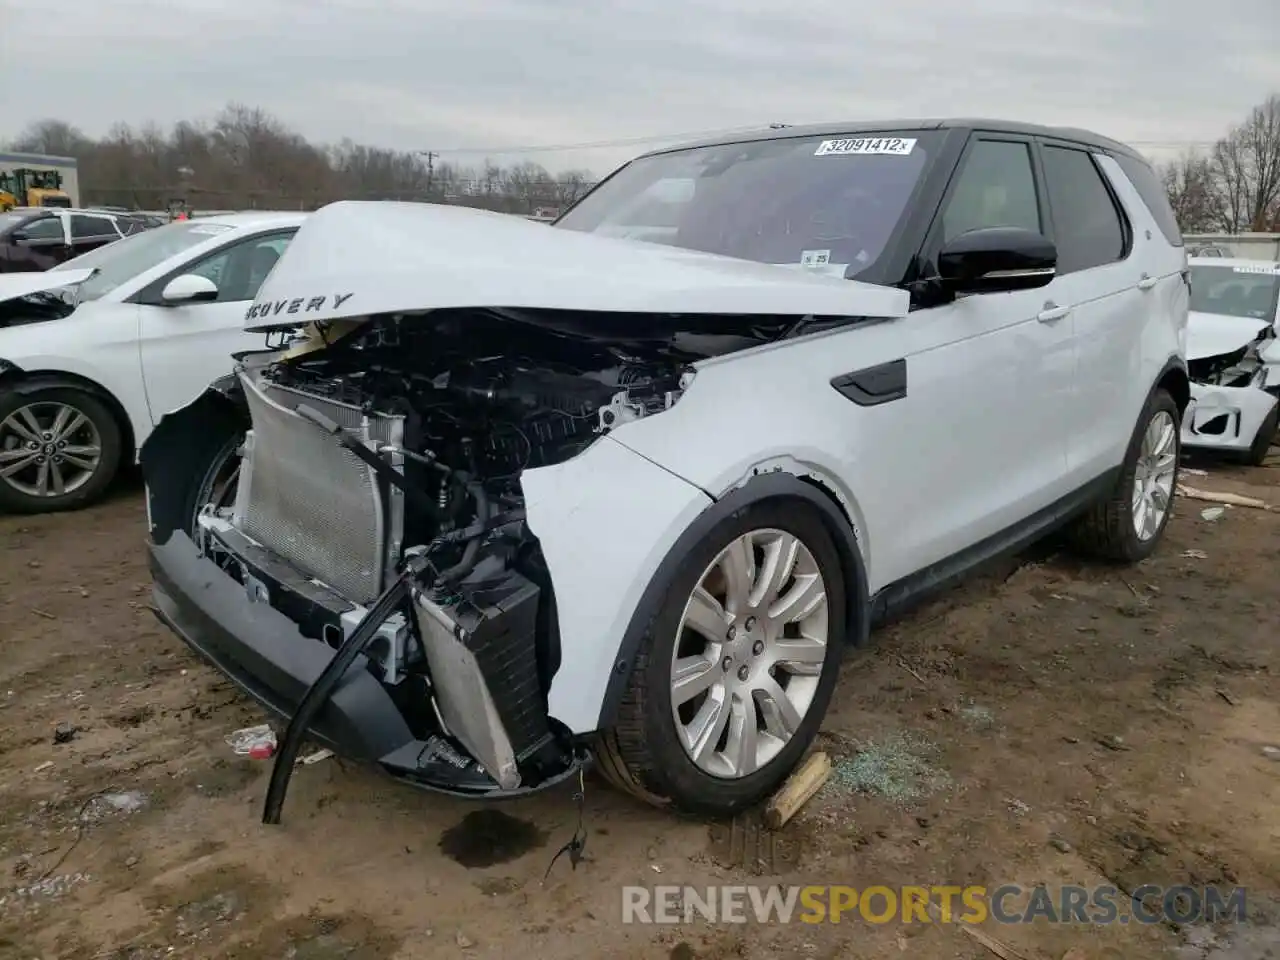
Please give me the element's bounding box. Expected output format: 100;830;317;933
830;359;907;407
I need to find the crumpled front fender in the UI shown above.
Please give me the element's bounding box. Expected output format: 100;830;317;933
520;437;712;735
140;379;247;543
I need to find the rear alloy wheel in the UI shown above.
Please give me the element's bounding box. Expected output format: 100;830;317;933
1131;408;1178;542
0;388;122;514
1069;387;1180;562
597;501;846;816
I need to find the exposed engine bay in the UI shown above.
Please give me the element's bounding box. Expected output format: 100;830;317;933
241;308;694;598
185;306;718;802
1188;342;1268;391
0;290;76;330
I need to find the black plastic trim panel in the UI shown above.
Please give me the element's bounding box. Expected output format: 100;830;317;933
830;359;907;406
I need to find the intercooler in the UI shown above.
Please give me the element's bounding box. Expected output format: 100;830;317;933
231;372;405;604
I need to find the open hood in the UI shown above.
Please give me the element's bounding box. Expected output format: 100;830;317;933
0;268;95;307
1187;310;1272;361
245;200;910;331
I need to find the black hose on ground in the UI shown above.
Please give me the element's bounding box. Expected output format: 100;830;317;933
261;561;422;825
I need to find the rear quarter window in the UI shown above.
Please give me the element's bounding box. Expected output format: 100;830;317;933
1113;154;1184;248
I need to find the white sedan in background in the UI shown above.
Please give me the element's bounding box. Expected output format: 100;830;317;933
0;212;306;513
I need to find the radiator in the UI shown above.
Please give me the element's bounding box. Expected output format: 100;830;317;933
231;372;405;603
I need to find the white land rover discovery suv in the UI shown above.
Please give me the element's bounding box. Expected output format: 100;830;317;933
141;119;1189;823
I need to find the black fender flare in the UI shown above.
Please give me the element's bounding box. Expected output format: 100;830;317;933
1154;354;1190;414
594;470;870;731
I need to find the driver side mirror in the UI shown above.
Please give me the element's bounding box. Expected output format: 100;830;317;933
160;273;219;305
938;227;1057;295
9;229;31;244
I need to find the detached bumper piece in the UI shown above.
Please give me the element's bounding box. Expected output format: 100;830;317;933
1182;382;1279;453
149;533;581;821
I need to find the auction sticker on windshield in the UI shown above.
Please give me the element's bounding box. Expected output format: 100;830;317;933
814;137;916;157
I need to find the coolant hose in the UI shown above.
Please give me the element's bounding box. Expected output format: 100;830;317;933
435;480;491;584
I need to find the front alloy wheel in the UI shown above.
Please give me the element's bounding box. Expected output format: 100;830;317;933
0;401;103;500
596;501;847;816
0;386;122;514
672;529;829;778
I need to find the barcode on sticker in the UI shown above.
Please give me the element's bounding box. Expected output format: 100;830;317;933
1232;264;1280;274
815;137;916;157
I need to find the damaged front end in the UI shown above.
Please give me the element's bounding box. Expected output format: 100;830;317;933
1182;314;1280;456
142;306;735;820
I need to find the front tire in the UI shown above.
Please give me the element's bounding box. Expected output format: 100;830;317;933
596;500;847;816
185;432;243;535
1069;387;1180;562
0;384;123;514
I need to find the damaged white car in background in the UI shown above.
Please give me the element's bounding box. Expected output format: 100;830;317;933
1182;258;1280;465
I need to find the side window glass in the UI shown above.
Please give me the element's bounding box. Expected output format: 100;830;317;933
182;233;294;303
70;215;117;241
941;140;1041;242
21;217;65;242
187;248;231;289
235;235;292;302
1041;146;1127;274
1113;154;1183;247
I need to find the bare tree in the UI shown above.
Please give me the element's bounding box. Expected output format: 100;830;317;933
6;119;92;158
1208;94;1280;232
3;103;597;212
1236;94;1280;231
1162;151;1221;233
503;161;556;213
554;169;594;208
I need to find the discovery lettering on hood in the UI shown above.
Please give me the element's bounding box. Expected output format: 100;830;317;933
245;292;353;322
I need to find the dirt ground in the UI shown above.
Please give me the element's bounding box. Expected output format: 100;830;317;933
1;454;1278;960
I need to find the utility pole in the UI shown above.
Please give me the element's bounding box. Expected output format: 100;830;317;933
419;151;438;196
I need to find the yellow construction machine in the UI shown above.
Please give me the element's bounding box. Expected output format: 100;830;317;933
0;169;73;210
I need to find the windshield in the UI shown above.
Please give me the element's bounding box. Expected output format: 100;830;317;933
51;220;234;302
556;131;938;280
1188;264;1280;321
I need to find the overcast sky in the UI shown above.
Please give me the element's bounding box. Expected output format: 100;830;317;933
2;0;1276;175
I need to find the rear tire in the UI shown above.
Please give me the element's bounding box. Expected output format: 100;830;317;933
596;499;847;817
1069;388;1180;562
0;384;122;514
1244;403;1278;467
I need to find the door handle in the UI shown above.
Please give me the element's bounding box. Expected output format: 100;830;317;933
1137;273;1158;290
1037;302;1070;323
